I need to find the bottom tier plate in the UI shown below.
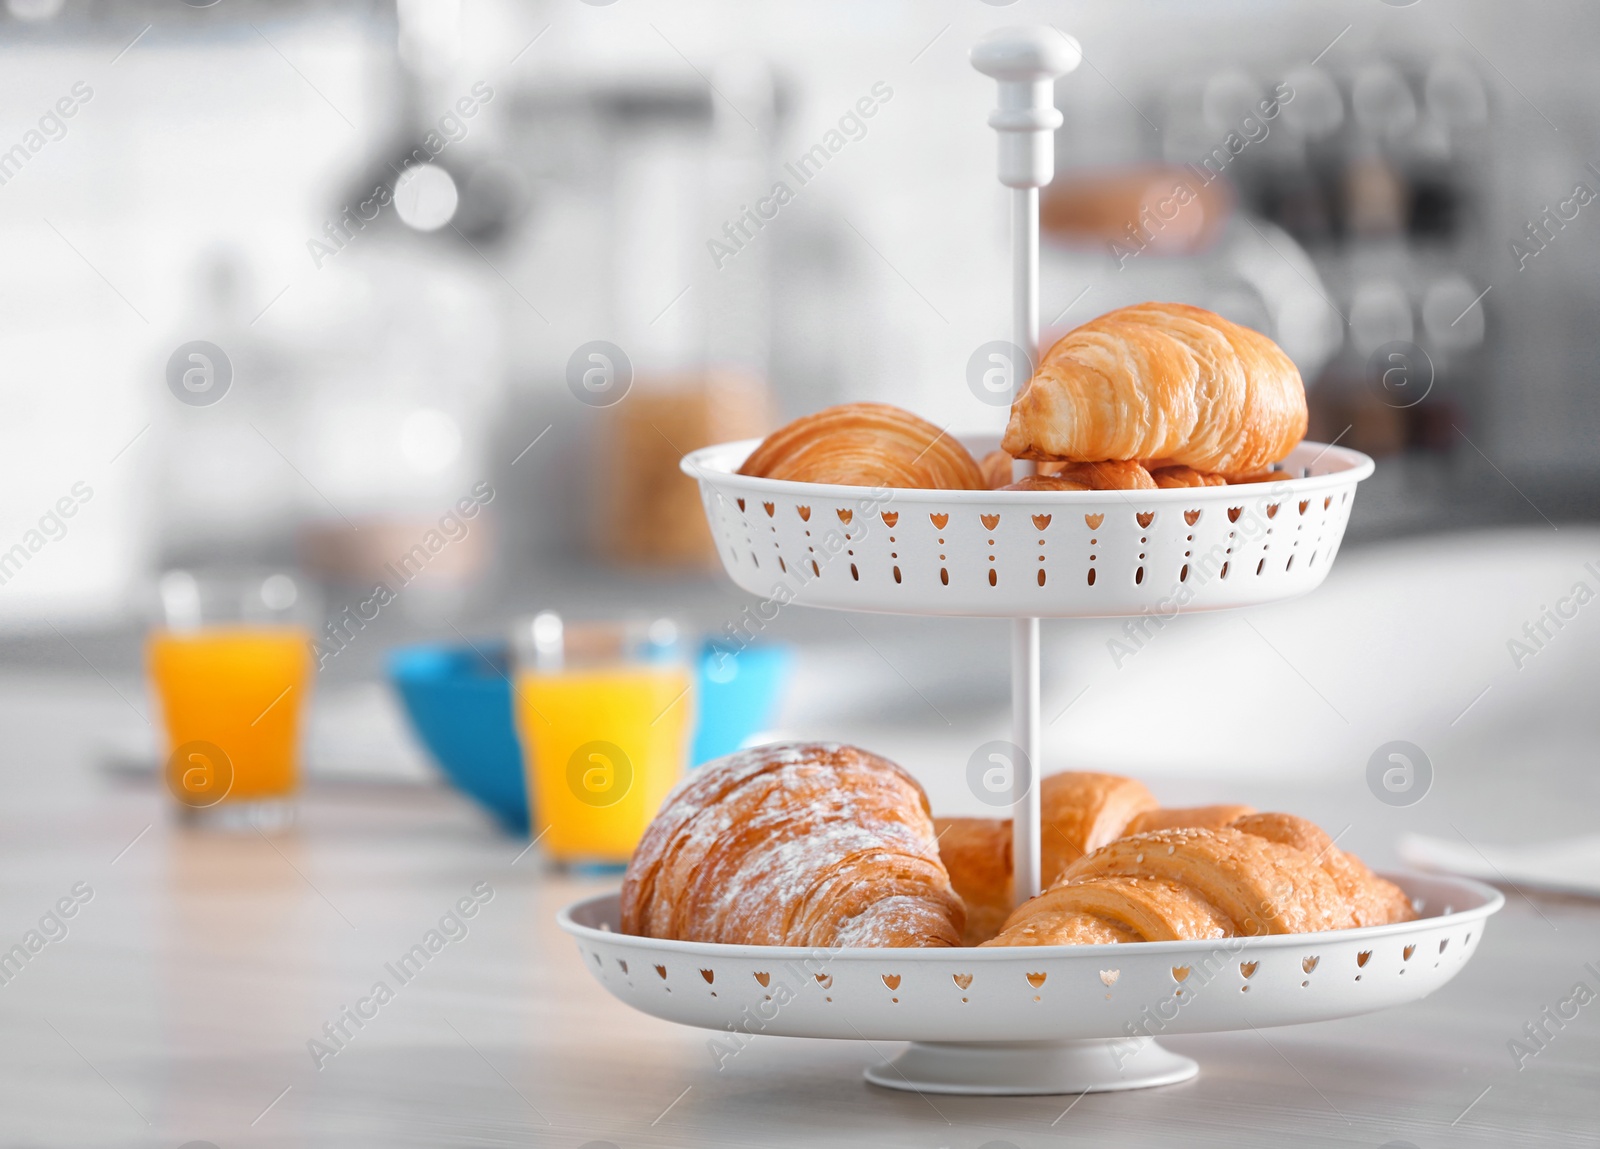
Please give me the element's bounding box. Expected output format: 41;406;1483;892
559;873;1501;1094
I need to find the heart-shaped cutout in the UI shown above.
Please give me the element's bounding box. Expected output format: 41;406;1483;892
654;964;667;980
836;508;853;524
1357;950;1372;967
1172;966;1191;983
1184;509;1201;526
1402;945;1415;961
754;971;770;987
700;968;715;984
1136;511;1155;528
736;498;745;512
881;511;899;528
1099;969;1119;987
1240;961;1258;979
618;960;628;974
1266;503;1280;519
1026;972;1047;989
1227;507;1243;522
1302;956;1319;974
796;505;811;522
815;973;833;989
930;513;949;530
980;513;1000;531
762;501;775;517
952;973;973;990
1298;499;1309;514
1323;496;1332;510
1084;513;1104;530
1032;513;1052;530
1439;939;1449;953
882;974;901;991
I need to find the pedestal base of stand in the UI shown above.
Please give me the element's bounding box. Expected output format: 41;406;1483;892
862;1038;1198;1096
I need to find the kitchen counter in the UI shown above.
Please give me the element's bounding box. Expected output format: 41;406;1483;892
1;670;1597;1148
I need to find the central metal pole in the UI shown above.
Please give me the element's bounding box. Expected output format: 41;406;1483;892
1011;185;1042;905
970;26;1078;907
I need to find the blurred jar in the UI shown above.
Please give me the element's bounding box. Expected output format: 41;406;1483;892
512;613;693;866
595;371;770;568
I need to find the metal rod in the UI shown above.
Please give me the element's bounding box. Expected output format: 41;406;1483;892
1010;184;1042;905
972;27;1076;908
1010;616;1041;903
1012;186;1039;361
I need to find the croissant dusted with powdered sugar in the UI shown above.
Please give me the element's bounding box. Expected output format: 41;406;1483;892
738;402;986;491
981;814;1416;947
621;742;965;948
1003;302;1307;476
935;772;1254;944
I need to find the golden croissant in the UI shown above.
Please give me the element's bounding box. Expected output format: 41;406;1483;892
621;742;965;947
1050;459;1158;490
1003;302;1307;476
1150;464;1227;489
999;474;1092;493
738;402;986;490
936;771;1253;944
982;815;1416;947
978;448;1015;489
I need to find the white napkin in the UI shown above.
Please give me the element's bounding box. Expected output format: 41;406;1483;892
1399;833;1600;900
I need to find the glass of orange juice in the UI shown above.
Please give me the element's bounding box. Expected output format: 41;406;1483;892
512;613;692;866
147;570;313;826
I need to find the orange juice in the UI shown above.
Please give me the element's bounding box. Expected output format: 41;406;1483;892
148;627;312;807
514;664;691;863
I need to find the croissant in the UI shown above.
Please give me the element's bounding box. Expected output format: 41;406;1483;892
999;475;1092;493
1150;464;1227;489
1003;302;1307;476
978;449;1015;490
1225;468;1294;484
983;451;1158;493
935;773;1255;944
1230;813;1416;928
932;817;1015;947
1125;804;1257;835
1052;460;1158;490
983;816;1416;947
621;742;965;947
737;402;986;490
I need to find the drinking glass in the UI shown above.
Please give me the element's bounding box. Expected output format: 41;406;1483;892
147;570;313;826
513;613;692;866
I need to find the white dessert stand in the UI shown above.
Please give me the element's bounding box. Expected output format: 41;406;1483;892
559;26;1501;1095
561;872;1502;1095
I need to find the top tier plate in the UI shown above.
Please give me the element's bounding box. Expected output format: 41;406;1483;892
681;438;1373;618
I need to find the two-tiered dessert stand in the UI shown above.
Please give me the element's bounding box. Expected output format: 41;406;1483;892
560;27;1501;1096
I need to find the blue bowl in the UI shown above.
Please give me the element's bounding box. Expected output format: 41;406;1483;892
690;643;794;765
387;639;794;835
387;641;528;833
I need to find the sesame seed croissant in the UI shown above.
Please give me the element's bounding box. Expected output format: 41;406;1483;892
1002;302;1307;477
621;742;965;948
981;815;1416;947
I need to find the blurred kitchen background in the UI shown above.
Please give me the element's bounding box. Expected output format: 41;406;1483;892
2;0;1597;809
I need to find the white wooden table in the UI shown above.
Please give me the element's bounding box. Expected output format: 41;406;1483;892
2;669;1597;1149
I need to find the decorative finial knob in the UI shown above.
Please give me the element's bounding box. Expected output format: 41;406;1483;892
970;27;1080;188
